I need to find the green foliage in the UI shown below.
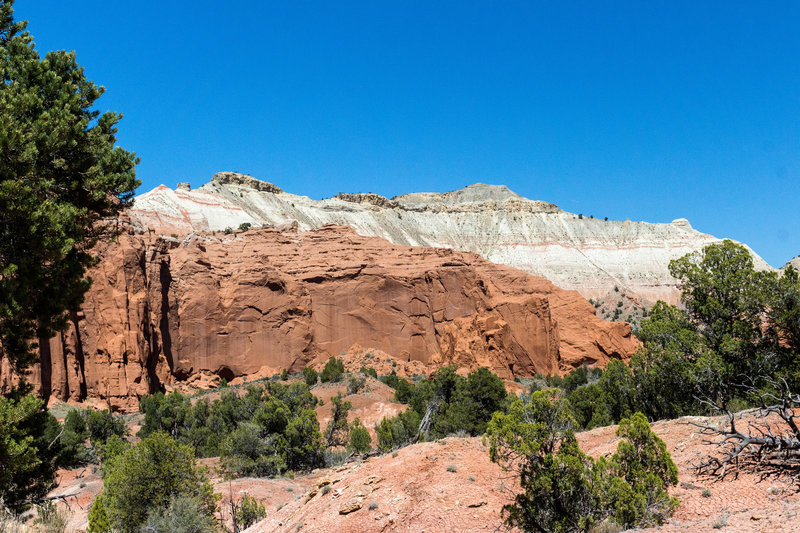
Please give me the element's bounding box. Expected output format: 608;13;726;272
280;368;289;381
376;366;511;450
566;384;611;430
141;494;217;533
238;222;252;232
0;1;139;370
302;366;318;386
235;493;266;530
360;366;378;379
487;391;679;532
320;357;345;383
96;434;130;476
348;418;371;454
87;409;127;448
137;384;324;479
60;408;92;465
0;393;66;511
101;432;217;533
87;493;111;533
324;393;352;448
376;409;421;452
605;413;678;527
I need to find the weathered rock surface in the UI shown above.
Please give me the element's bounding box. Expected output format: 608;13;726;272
130;173;772;304
7;224;637;410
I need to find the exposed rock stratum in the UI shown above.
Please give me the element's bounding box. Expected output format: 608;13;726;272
4;224;637;410
130;172;772;304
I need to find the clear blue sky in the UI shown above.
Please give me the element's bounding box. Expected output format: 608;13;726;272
15;1;800;266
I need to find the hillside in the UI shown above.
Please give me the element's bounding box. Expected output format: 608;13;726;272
129;172;772;304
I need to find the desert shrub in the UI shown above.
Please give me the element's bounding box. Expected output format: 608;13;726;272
140;494;217;533
137;382;323;473
302;366;318;386
0;393;66;512
347;375;366;394
87;494;112;533
238;222;252;232
60;408;92;465
97;434;130;476
486;391;678;532
360;366;378;379
604;413;678;527
320;357;345;383
101;432;217;533
235;493;266;530
567;383;611;430
34;501;68;533
87;409;127;448
348;418;371;454
376;409;421;451
324;394;352;448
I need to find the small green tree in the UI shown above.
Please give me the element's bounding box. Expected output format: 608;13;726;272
235;493;266;530
324;393;352;448
101;432;217;533
487;391;679;532
302;366;318;386
487;390;602;532
87;409;127;448
348;418;371;454
0;393;65;511
87;494;111;533
320;357;345;383
606;413;678;527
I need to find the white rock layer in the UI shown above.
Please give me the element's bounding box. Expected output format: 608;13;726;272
130;173;772;304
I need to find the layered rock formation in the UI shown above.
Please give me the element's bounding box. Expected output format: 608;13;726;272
12;224;636;410
130;173;771;304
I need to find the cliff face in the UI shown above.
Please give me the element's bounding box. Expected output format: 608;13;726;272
6;224;637;410
130;173;772;304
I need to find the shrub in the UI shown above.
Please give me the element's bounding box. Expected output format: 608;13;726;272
348;376;366;395
0;393;65;512
324;394;352;448
486;391;678;532
320;357;345;383
60;408;92;466
360;366;378;379
302;366;318;386
141;494;217;533
348;418;371;454
235;493;266;530
101;432;218;533
87;494;111;533
34;501;69;533
87;410;127;448
238;222;252;232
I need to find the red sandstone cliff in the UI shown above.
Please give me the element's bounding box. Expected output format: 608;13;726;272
5;224;638;410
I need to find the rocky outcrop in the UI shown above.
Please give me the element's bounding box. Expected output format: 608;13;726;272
7;224;637;410
129;173;772;304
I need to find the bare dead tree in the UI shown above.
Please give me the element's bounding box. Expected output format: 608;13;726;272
686;377;800;488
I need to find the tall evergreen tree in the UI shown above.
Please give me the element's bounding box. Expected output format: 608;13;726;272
0;0;139;372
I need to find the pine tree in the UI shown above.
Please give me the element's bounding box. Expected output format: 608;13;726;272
0;0;139;372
